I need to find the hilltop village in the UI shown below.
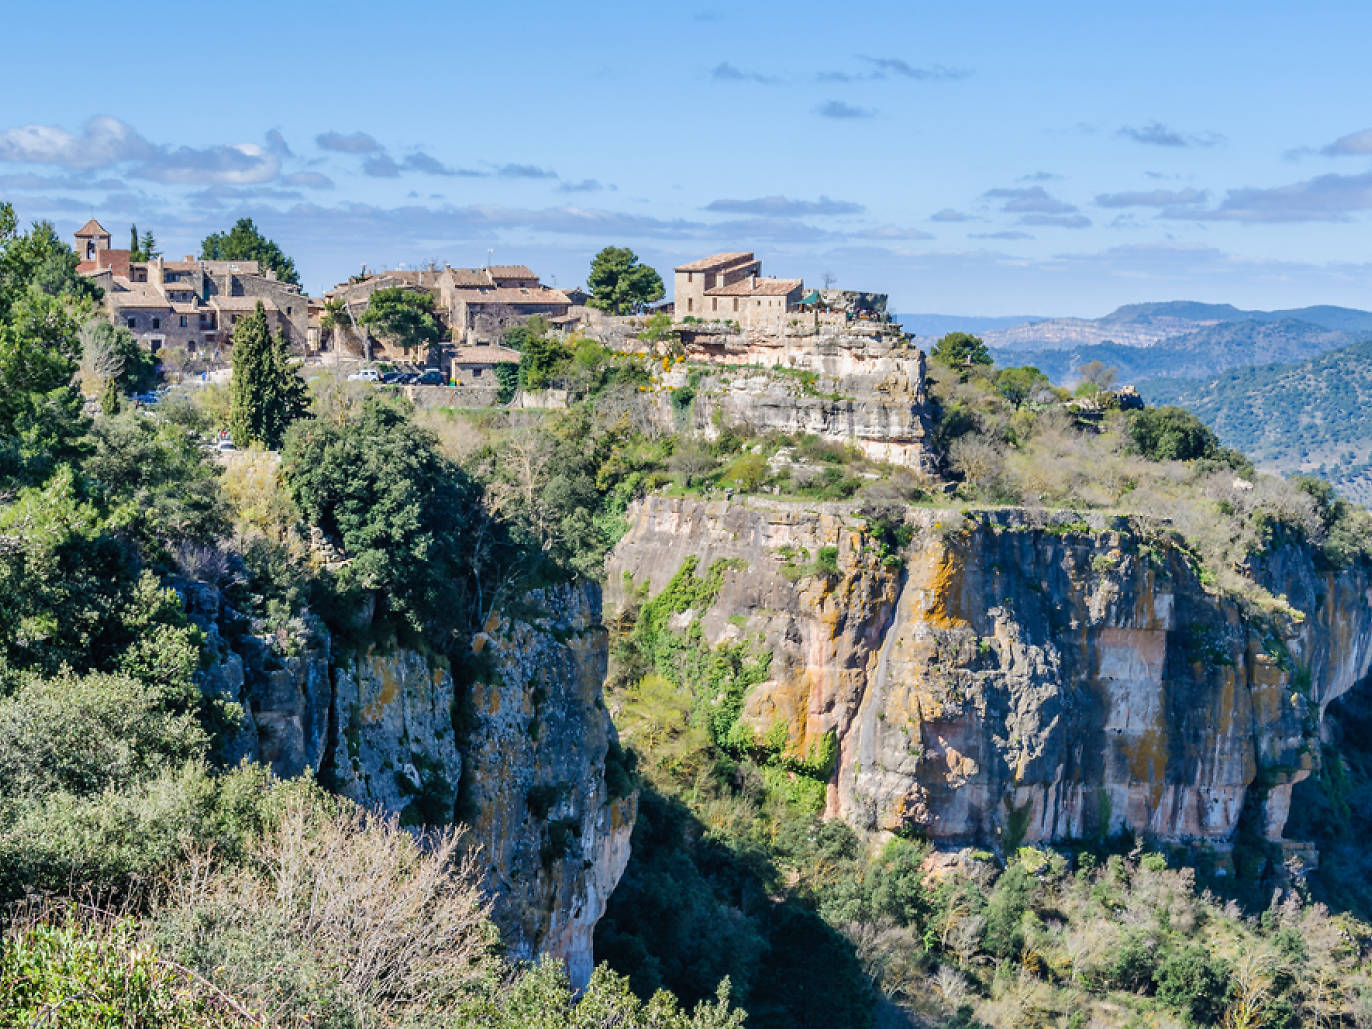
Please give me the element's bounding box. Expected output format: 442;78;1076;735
72;217;905;396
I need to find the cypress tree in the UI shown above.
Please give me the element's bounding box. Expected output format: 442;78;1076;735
228;301;308;448
129;224;140;260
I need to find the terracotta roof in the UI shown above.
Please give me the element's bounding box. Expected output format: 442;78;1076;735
446;268;492;287
456;286;571;306
487;264;537;280
705;277;803;297
75;218;109;237
452;345;521;364
675;251;755;272
108;287;172;309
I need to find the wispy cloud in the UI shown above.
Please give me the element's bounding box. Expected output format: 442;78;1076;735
559;178;610;193
970;230;1034;240
281;171;334;189
1118;121;1225;148
983;186;1076;215
1095;187;1207;208
1164;169;1372;222
816;100;875;120
132;143;279;185
362;154;401;178
821;56;970;82
930;208;971;222
857;56;970;80
0;171;126;191
315;130;383;154
711;61;776;84
402;152;484;177
496;163;557;179
0;115;153;169
706;195;864;216
854;224;934;240
1019;171;1061;183
1322;128;1372;156
1018;212;1091;228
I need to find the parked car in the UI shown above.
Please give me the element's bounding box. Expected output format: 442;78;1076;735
215;438;237;452
347;368;380;382
415;369;446;386
379;371;405;384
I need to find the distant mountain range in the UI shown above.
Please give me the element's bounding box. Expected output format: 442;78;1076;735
900;301;1372;388
896;313;1048;339
1142;339;1372;504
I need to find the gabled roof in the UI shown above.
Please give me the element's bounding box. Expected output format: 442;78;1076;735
446;268;493;287
487;264;537;280
675;251;755;272
452;344;521;364
705;277;803;297
457;286;571;306
75;218;109;237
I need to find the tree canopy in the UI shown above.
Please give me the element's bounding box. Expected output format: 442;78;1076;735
201;218;300;286
587;247;664;315
227;301;307;448
931;331;992;368
357;287;440;361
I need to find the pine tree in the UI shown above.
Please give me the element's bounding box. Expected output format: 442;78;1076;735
228;302;308;448
140;231;158;261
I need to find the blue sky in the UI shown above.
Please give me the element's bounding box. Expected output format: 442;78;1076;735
4;0;1372;315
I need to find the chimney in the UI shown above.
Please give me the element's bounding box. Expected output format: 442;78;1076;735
750;274;757;290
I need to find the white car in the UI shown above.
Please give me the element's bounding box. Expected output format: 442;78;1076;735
347;368;380;382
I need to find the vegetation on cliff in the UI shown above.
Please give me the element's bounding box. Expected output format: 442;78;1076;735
0;210;740;1025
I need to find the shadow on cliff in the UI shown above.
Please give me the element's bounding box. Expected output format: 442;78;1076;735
594;785;875;1029
1285;683;1372;922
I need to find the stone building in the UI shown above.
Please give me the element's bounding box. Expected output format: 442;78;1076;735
324;263;571;353
449;344;520;388
75;219;308;361
673;251;803;332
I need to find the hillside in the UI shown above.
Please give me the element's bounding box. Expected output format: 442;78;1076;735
993;318;1359;385
1142;337;1372;502
980;300;1372;365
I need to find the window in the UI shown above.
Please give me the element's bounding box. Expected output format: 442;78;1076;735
687;297;693;312
149;338;163;353
471;367;482;377
152;317;161;329
179;316;187;327
287;306;292;315
733;299;739;312
126;317;136;329
711;298;717;312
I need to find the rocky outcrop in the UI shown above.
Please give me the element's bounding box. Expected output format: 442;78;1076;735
193;581;630;989
591;323;937;473
606;496;1372;857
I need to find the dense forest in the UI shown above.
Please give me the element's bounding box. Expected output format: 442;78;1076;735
1143;338;1372;504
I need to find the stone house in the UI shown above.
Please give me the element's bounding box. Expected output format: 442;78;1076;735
448;344;520;388
325;263;572;352
673;251;803;332
75;219;308;361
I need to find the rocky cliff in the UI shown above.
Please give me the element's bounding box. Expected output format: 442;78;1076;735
191;581;630;987
606;496;1372;861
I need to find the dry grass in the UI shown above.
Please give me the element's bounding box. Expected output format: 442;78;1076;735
153;793;499;1027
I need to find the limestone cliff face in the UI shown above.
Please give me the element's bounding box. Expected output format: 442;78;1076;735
641;335;936;472
606;496;1372;854
193;581;630;988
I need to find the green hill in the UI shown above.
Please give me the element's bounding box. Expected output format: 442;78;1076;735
1142;337;1372;501
994;318;1358;385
